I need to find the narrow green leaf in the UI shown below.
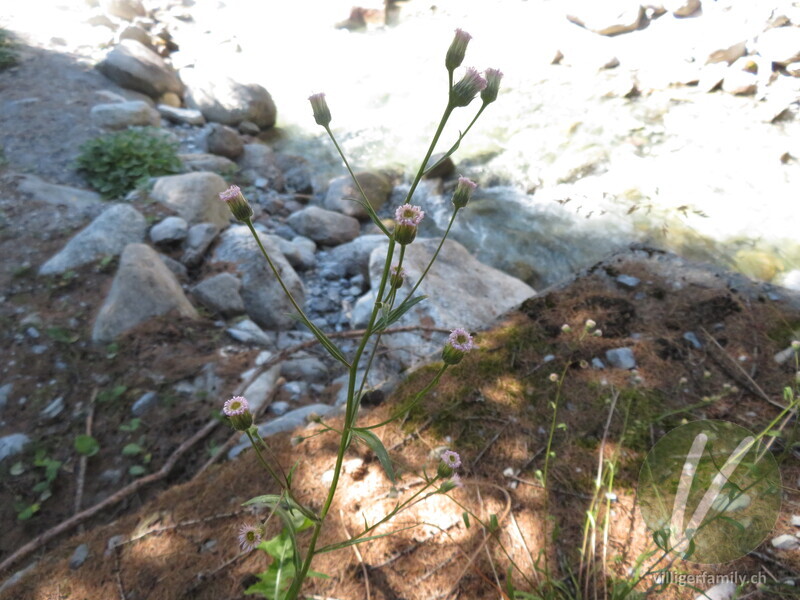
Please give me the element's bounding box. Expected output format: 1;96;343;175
316;524;418;554
352;428;396;484
462;511;470;529
373;295;427;332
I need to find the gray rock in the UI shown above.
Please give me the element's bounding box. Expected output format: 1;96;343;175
41;396;65;420
289;236;316;271
238;120;260;135
283;381;307;398
270;401;289;416
150;172;230;228
694;582;736;600
605;347;637;370
706;41;747;66
281;356;329;383
591;358;606;369
771;534;800;550
182;66;277;128
39;204;146;275
275;330;314;350
0;561;38;595
683;331;702;349
118;24;152;48
324;172;392;220
615;274;640;288
242;365;282;415
181;222;220;266
158;105;206;126
101;0;145;21
179;153;237;175
228;404;340;458
367;238;536;367
0;383;13;412
566;1;644;36
100;469;124;484
90;100;160;130
131;391;158;416
757;26;800;66
212;225;305;329
663;0;700;18
18;175;102;212
93;243;199;342
205;123;243;159
237;143;282;189
0;433;31;462
791;515;800;527
325;235;387;279
150;216;188;245
192;272;245;317
69;543;90;570
105;535;125;556
287;206;360;247
275;154;314;194
351;291;374;329
226;319;275;347
158;253;188;281
97;40;183;99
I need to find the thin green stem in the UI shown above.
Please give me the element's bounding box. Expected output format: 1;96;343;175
246;429;286;490
399;209;459;308
423;103;487;177
324;125;390;236
364;363;448;430
244;220;314;335
404;103;454;206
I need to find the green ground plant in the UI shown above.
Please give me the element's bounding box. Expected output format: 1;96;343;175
76;128;181;199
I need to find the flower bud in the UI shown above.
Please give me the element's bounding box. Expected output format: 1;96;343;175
585;319;596;330
219;185;254;222
792;340;800;351
442;328;474;365
561;324;572;333
481;68;503;104
390;264;405;289
308;93;331;127
450;67;487;108
394;204;424;246
445;28;472;72
223;395;253;431
452;176;477;209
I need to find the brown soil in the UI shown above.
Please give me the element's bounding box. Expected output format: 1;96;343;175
1;243;799;600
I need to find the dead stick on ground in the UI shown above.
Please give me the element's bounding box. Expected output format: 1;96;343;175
0;325;451;576
340;509;371;600
0;417;219;575
74;388;98;520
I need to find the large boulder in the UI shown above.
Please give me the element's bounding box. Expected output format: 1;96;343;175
92;244;199;342
39;204;146;275
97;40;183;99
287;206;360;246
90;100;160;130
181;66;277;128
365;238;536;367
322;234;387;278
756;26;800;66
324;171;392;220
100;0;145;21
211;225;305;330
18;175;101;212
150;172;230;228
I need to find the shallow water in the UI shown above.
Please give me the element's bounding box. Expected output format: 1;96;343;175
181;0;800;288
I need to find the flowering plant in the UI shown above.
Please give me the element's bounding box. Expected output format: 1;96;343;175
219;29;501;599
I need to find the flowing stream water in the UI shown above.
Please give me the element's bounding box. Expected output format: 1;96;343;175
177;0;800;289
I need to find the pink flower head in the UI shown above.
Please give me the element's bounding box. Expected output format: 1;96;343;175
448;328;475;352
395;204;425;226
223;396;249;417
452;176;477;209
238;523;263;552
442;450;462;469
446;28;472;72
218;185;253;222
308;92;331;127
451;67;487;108
450;473;464;488
219;185;242;203
481;68;503;104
